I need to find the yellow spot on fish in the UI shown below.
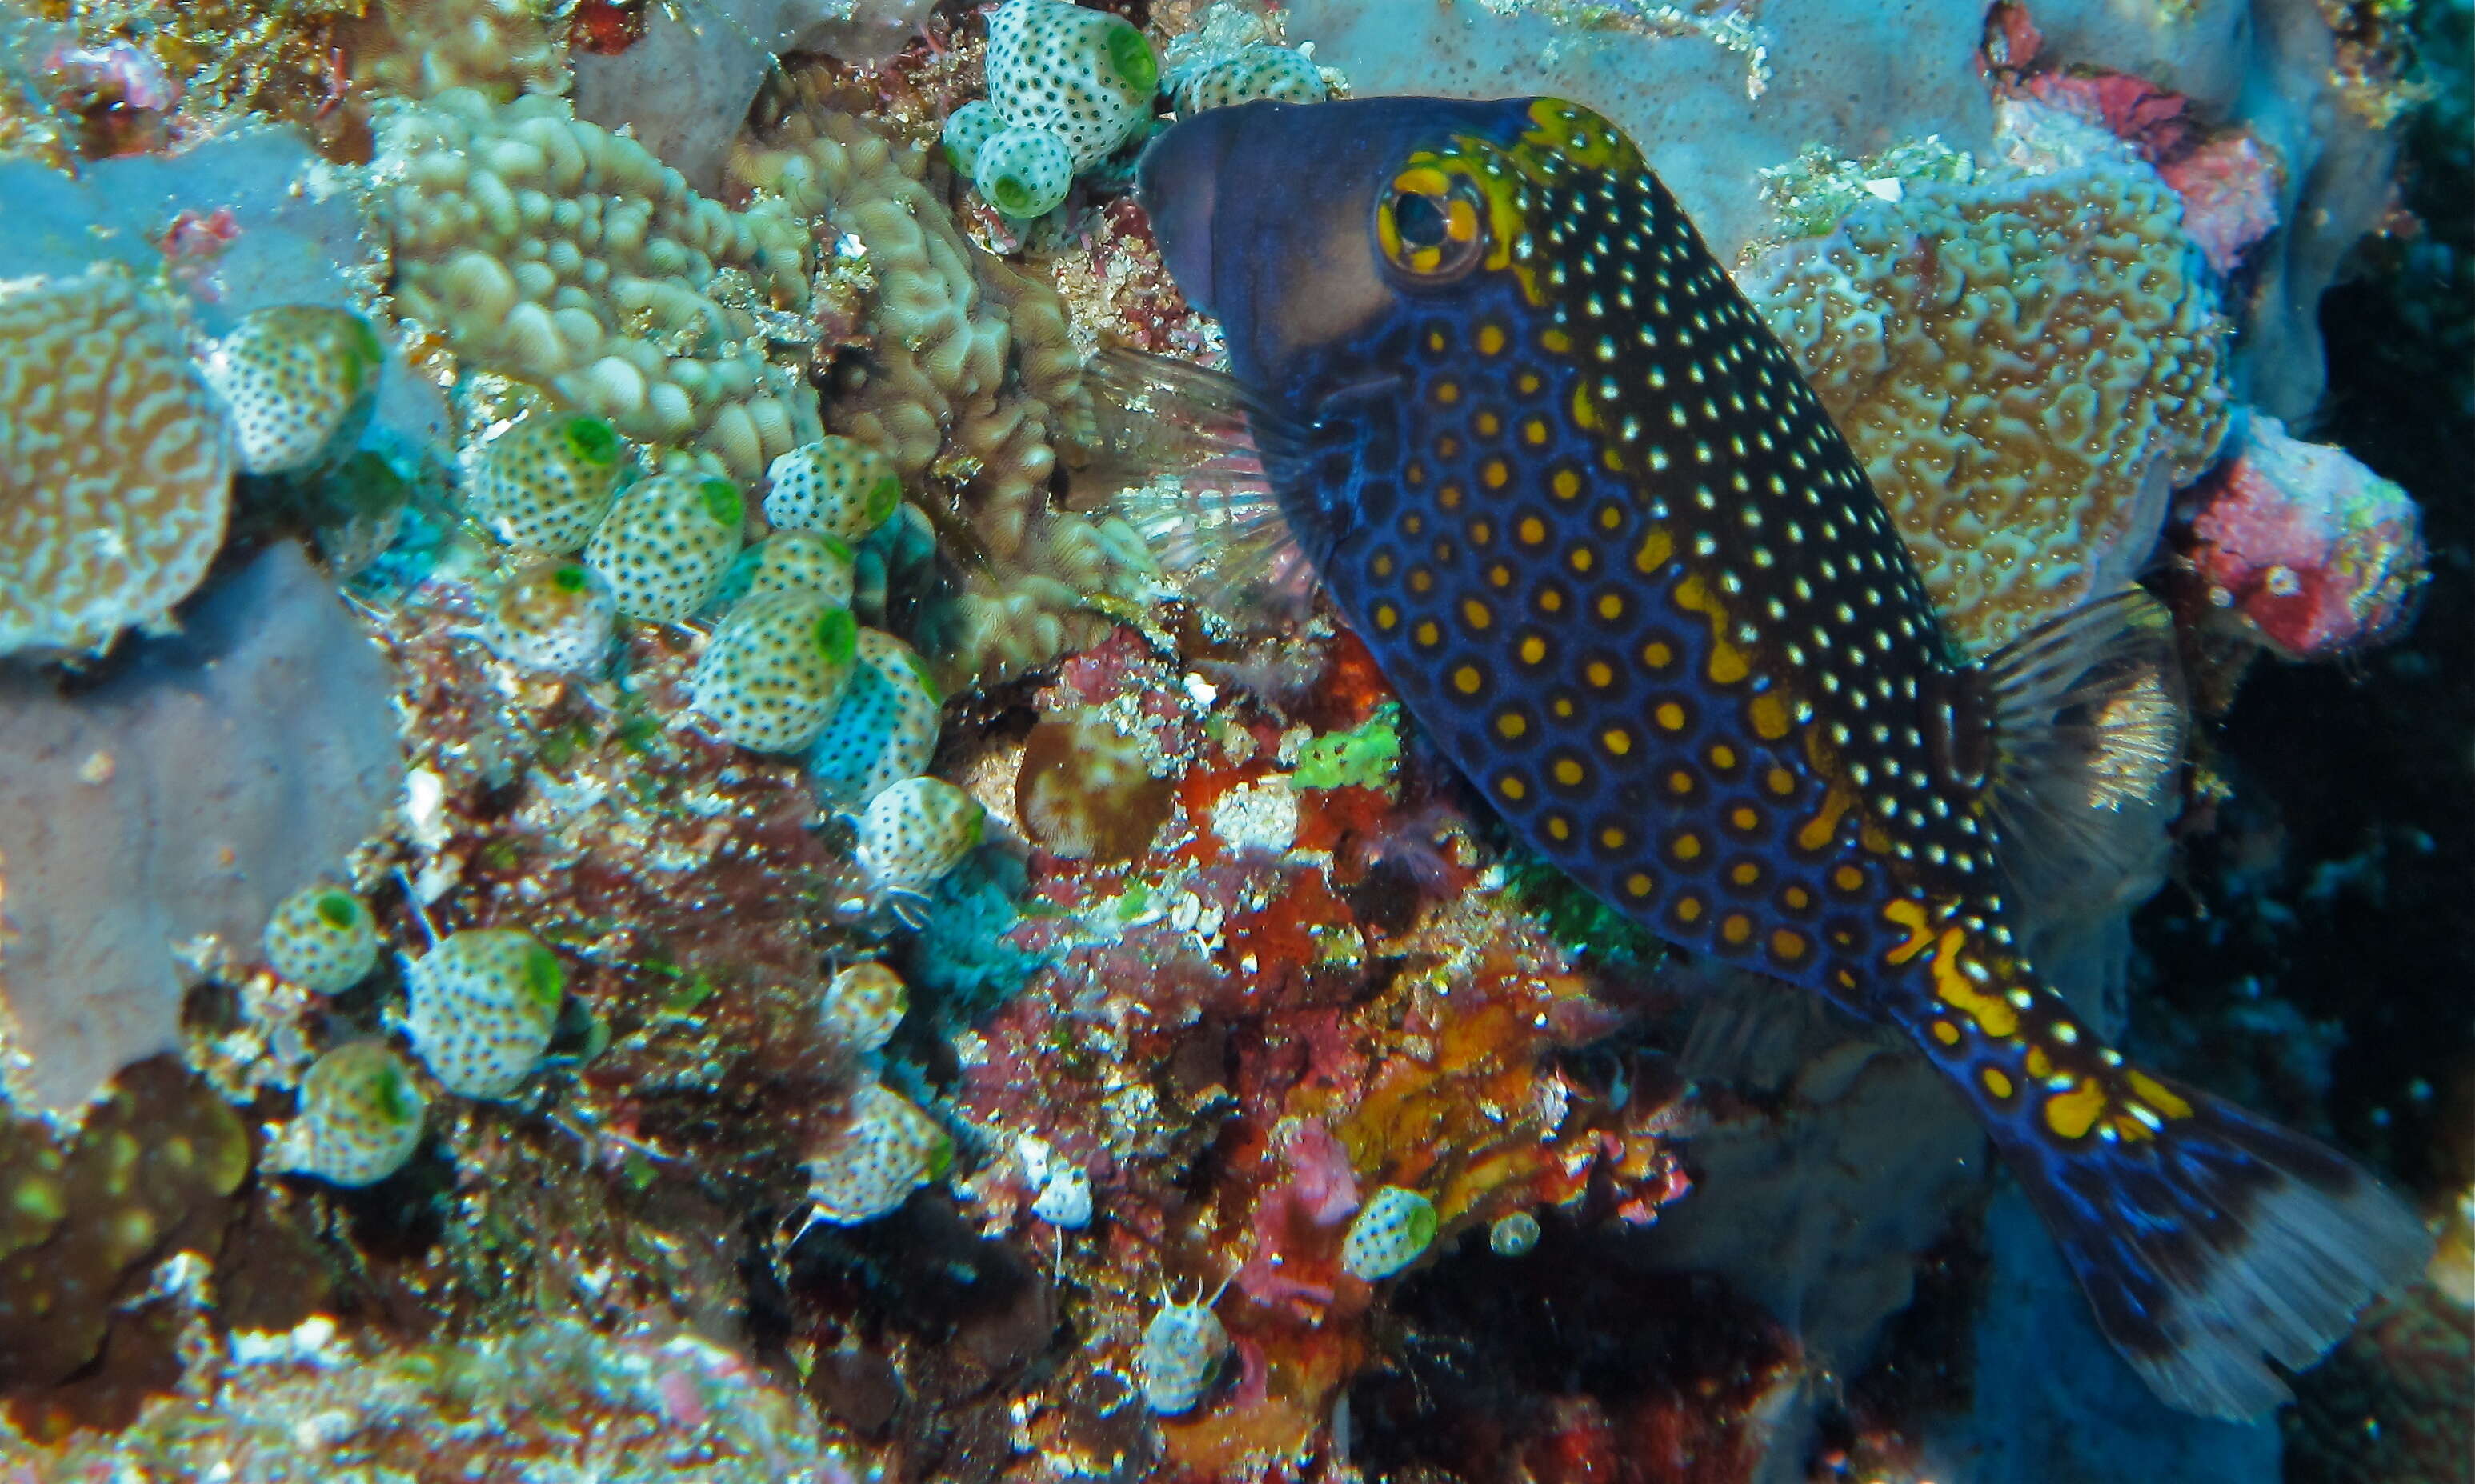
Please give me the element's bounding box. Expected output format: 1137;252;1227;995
1471;518;1495;546
1372;553;1396;578
1452;665;1484;694
1602;727;1634;757
1633;530;1673;574
1542;327;1573;354
1769;768;1801;799
1625;872;1655;898
1748;694;1792;741
1477;322;1508;356
1600;824;1627;850
1551;467;1582;501
1654;701;1687;732
1641;640;1675;670
1728;861;1760;886
1488;562;1515;589
1461;598;1493;630
1518;635;1548;666
1373;603;1400;631
1931;928;2020;1038
1568;547;1596;576
1414;620;1442;648
1526;418;1554;449
1409;569;1435;594
1496;711;1528;740
1583;659;1615;688
1674;894;1705;923
1721;914;1753;946
1664;768;1694;795
1434;380;1462;406
1882;900;1935;966
1832;863;1865;892
2126;1071;2193;1121
1670;831;1704;862
1546;813;1572;842
1516;517;1548;547
1552;757;1585;786
1930;1020;1962;1046
1474;410;1502;438
1708;743;1737;770
1781;885;1812;910
1596;593;1625;620
1770;929;1809;962
1706;642;1751;685
1727;805;1760;833
2044;1078;2108;1139
1482;458;1511;490
1497;773;1528;802
2026;1046;2055;1081
1982;1067;2016;1101
1440;482;1465;510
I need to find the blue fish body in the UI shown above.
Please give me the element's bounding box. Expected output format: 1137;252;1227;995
1133;95;2426;1419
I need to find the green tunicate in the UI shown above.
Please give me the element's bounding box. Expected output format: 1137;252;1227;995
523;943;566;1014
314;890;359;931
699;477;743;529
815;606;858;666
1103;17;1157;97
1292;702;1402;792
563;415;621;466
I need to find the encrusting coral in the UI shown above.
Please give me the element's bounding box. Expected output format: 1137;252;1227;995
1744;136;2233;654
0;265;231;658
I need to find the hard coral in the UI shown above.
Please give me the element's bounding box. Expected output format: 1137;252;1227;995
1746;148;2232;654
731;111;1156;685
378;89;822;480
0;266;231;658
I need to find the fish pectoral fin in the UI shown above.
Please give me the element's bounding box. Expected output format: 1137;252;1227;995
1972;586;2189;919
1990;1066;2429;1421
1079;347;1324;629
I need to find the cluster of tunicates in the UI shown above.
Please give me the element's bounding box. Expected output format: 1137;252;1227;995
946;0;1158;220
261;887;571;1189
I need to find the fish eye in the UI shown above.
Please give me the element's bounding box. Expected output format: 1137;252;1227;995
1376;166;1487;285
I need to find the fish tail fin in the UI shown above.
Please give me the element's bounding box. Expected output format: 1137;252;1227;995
1979;1060;2429;1419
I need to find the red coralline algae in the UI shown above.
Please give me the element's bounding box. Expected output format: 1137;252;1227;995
2176;415;2428;660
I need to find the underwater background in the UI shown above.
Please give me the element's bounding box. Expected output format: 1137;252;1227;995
0;0;2466;1480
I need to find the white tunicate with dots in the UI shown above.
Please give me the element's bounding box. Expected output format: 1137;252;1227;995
985;0;1158;172
1340;1184;1437;1281
855;777;986;920
1137;1287;1228;1415
404;927;566;1098
583;472;744;622
1031;1160;1093;1229
264;884;380;994
974;126;1075;220
279;1041;427;1187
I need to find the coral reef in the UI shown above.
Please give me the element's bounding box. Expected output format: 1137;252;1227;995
1744;141;2231;654
2173;413;2429;661
731;110;1157;684
376;88;821;481
0;266;231;657
0;543;401;1116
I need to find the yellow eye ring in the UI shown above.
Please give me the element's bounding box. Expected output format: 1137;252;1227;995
1376;166;1487;283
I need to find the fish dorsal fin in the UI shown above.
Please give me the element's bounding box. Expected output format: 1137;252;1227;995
1079;347;1321;628
1970;586;2189;917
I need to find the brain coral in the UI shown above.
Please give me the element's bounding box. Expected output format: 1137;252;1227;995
0;266;232;658
1744;154;2231;654
378;89;821;481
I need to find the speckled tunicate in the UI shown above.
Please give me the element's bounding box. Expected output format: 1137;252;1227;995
583;472;745;622
1169;44;1326;113
984;0;1157;171
487;558;618;673
688;590;859;754
279;1041;427;1187
819;962;907;1053
1031;1160;1092;1229
710;530;857;614
1340;1184;1437;1281
262;884;380;994
943;98;1006;175
467;412;627;553
763;436;900;544
806;629;942;813
1138;1287;1227;1415
854;776;985;919
199;305;384;476
974;126;1075;219
404;927;566;1098
1489;1210;1540;1258
802;1082;952;1226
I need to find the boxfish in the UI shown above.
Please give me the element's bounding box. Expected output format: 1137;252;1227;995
1115;94;2427;1420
